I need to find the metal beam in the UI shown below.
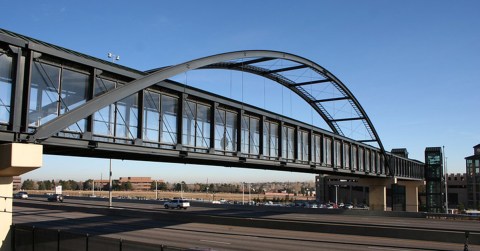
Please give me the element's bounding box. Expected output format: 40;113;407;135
330;117;365;122
266;65;308;74
312;97;350;103
358;140;377;143
291;79;331;86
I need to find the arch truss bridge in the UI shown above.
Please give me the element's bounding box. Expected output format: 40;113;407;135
0;29;423;179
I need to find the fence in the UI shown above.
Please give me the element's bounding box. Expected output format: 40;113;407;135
11;225;186;251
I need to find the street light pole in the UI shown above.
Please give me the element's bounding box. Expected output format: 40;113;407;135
242;182;245;205
108;159;112;208
335;185;339;205
248;183;251;205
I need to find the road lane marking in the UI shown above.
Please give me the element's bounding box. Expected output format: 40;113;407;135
200;239;231;245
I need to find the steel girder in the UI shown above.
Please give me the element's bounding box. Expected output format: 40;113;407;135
30;50;391;174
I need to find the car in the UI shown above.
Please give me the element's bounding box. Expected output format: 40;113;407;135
14;191;28;199
164;199;190;209
47;194;64;202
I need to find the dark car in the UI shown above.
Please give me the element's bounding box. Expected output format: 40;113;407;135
47;194;64;202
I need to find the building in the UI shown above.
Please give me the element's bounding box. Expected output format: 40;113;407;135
446;173;467;208
466;144;480;209
13;176;21;190
118;177;153;190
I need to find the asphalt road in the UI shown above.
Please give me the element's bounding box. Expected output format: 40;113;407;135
13;196;479;251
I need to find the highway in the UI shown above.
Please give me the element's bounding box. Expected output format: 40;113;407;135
13;196;479;251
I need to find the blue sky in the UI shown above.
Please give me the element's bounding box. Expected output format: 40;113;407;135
2;1;479;183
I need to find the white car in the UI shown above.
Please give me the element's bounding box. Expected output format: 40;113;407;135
164;199;190;209
14;191;28;199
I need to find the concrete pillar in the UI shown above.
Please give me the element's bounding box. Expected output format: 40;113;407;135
0;143;42;251
358;178;390;211
0;177;13;251
398;180;425;212
369;184;387;211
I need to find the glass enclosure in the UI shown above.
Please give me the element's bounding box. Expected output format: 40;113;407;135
343;143;350;169
143;90;178;147
0;53;12;125
282;125;295;161
29;61;88;134
312;134;322;164
214;108;237;155
324;137;332;166
93;78;139;142
298;130;309;162
241;115;260;157
183;100;211;151
263;121;278;159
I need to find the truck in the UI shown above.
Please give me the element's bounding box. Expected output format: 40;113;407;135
164;199;190;209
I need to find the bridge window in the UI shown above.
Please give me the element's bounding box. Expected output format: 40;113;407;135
365;149;371;172
215;108;237;154
352;145;357;171
143;91;160;142
161;95;178;145
282;125;295;161
114;93;139;141
358;147;364;171
29;62;88;135
183;100;211;151
93;78;115;138
59;69;88;133
335;140;342;168
93;78;139;142
263;121;278;159
375;153;381;174
343;143;350;169
0;53;12;125
241;115;260;157
298;130;309;162
29;62;60;127
324;137;332;166
312;134;321;164
143;90;178;146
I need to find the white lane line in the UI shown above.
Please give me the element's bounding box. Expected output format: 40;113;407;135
200;239;231;245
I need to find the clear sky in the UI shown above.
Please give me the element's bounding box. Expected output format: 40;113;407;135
2;0;479;183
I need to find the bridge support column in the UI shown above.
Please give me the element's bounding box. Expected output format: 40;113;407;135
0;143;42;251
397;180;425;212
358;178;390;211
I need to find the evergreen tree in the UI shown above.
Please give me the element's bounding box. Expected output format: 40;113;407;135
21;179;35;190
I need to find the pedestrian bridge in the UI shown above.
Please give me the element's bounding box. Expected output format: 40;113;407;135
0;28;424;179
0;28;430;250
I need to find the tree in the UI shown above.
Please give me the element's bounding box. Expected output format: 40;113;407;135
124;181;133;191
37;181;46;190
21;179;35;190
83;179;93;191
158;182;167;191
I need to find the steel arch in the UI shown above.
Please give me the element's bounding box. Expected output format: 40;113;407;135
30;50;389;171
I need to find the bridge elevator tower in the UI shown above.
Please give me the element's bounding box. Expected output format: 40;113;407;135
424;147;445;213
